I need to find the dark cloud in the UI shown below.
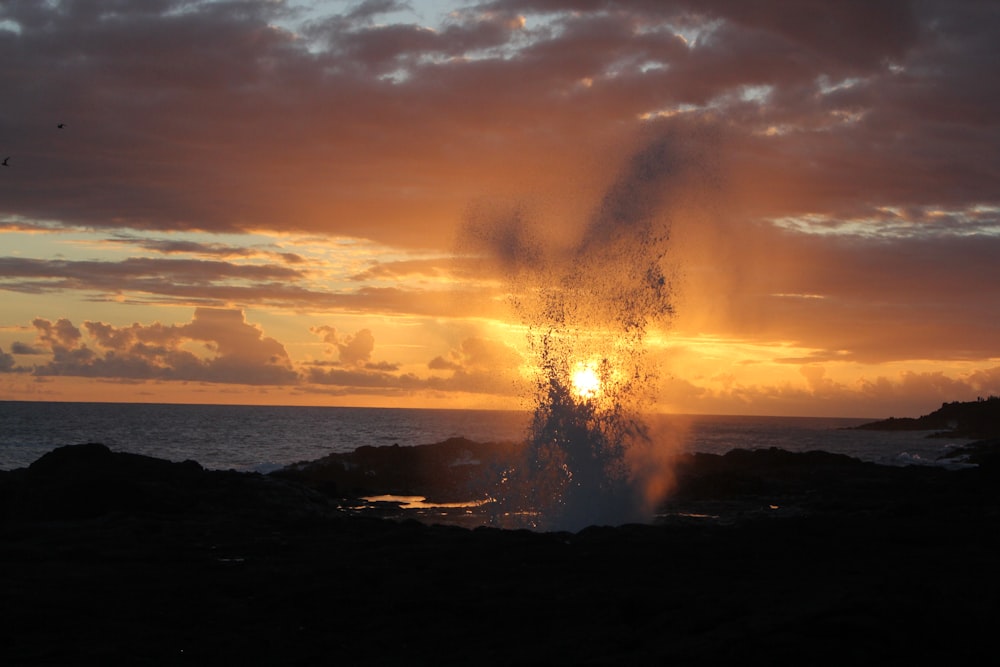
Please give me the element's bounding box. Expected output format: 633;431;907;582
0;256;302;294
346;0;411;23
0;254;503;317
10;341;43;355
0;347;14;372
1;0;996;248
106;235;306;264
365;360;400;372
32;317;82;348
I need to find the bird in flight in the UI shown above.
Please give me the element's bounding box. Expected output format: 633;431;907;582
2;157;9;166
57;123;65;129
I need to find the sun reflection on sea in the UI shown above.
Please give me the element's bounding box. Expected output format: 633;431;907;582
360;495;491;510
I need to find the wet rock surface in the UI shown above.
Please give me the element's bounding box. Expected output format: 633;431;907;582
2;442;1000;665
274;436;522;504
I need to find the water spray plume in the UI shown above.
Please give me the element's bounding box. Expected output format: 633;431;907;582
466;129;713;531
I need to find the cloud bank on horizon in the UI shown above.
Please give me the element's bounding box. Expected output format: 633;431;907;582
1;0;999;417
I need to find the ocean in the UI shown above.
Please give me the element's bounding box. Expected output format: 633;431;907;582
0;400;973;473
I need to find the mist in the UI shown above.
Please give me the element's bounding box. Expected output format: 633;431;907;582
463;127;720;530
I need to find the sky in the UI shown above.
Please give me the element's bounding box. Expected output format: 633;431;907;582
1;0;999;418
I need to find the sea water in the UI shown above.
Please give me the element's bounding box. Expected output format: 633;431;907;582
0;400;973;472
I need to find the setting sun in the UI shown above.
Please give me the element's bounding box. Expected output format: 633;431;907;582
570;363;602;400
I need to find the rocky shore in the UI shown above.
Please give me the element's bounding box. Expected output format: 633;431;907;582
854;396;1000;439
2;439;1000;664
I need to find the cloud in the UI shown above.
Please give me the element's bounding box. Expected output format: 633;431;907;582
310;326;377;365
2;1;999;414
310;325;338;346
348;257;482;282
345;0;410;23
0;0;992;298
8;309;524;396
337;328;375;365
303;326;414;389
304;365;424;391
0;0;988;249
430;336;522;372
0;347;14;372
10;341;43;355
427;336;525;395
0;253;505;317
309;6;524;71
669;219;1000;364
106;235;306;264
32;317;82;348
304;333;524;396
0;256;302;295
26;308;297;385
657;353;1000;418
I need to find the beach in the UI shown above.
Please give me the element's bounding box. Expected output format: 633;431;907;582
2;438;998;664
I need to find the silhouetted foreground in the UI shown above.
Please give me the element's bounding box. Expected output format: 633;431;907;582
3;440;1000;665
855;396;1000;438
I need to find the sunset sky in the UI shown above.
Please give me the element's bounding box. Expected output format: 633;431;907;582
1;0;998;418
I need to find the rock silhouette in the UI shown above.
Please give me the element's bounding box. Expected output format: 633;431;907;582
2;440;999;664
855;397;1000;438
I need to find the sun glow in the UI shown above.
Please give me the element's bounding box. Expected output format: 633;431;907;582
570;363;602;400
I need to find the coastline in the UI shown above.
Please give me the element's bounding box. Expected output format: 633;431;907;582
2;440;999;663
853;397;1000;439
0;401;954;472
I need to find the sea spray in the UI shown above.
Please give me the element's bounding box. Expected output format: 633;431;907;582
469;133;710;531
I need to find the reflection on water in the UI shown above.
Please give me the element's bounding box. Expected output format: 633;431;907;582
347;495;497;528
360;495;491;510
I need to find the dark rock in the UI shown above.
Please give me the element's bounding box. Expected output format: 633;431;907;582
854;397;1000;438
27;441;117;474
3;441;1000;664
939;437;1000;472
272;436;523;502
2;442;336;521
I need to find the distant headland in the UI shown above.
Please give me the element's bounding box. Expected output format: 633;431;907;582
855;396;1000;439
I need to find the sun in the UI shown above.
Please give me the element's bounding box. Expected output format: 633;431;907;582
570;363;601;400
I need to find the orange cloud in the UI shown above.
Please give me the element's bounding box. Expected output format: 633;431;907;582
21;309;296;386
1;1;999;416
310;326;377;366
